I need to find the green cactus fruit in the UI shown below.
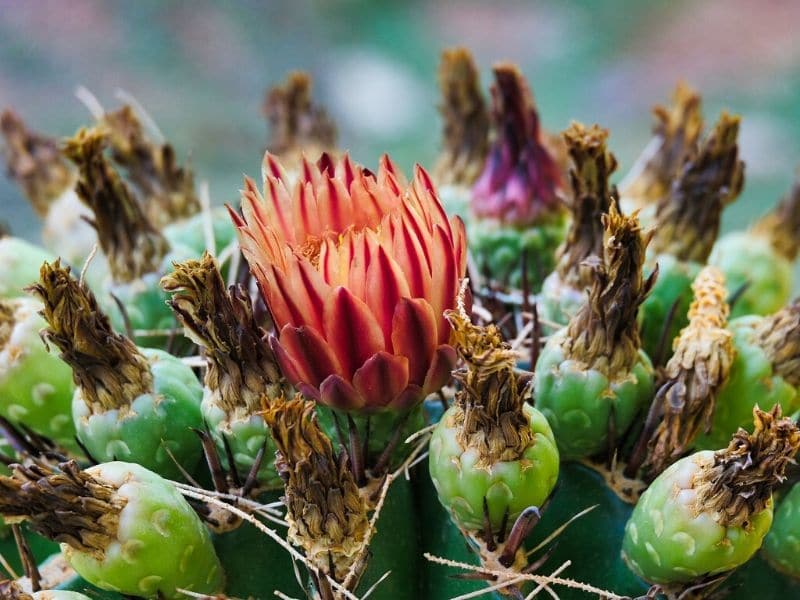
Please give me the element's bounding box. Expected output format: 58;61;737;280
763;482;800;579
0;298;76;450
641;111;744;365
0;460;224;599
623;407;800;588
618;82;703;230
163;207;236;259
0;237;56;300
428;305;559;534
71;347;203;479
710;175;800;318
694;305;800;451
540;122;617;329
162;253;291;489
468;64;565;292
535;206;656;460
29;260;203;479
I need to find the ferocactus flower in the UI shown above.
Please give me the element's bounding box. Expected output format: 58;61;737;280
469;63;565;290
232;152;467;412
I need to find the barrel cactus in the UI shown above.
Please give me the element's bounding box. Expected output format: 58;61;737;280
763;482;800;579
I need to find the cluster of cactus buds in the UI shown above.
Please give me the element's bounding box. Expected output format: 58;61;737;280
0;44;799;600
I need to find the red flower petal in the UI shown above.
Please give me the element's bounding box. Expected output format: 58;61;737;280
274;324;344;388
319;375;365;410
429;224;460;343
391;297;437;386
423;344;458;396
366;244;410;346
352;351;410;410
323;286;385;378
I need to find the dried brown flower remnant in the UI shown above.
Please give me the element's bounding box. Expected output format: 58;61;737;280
27;260;152;413
101;105;199;226
563;205;657;377
445;298;534;466
0;579;33;599
0;460;126;559
651;112;744;263
692;405;800;528
554;122;617;289
645;267;734;476
162;252;288;415
263;396;368;585
63;128;169;282
752;171;800;261
754;298;800;387
622;82;703;209
433;47;489;187
0;110;74;216
264;72;337;171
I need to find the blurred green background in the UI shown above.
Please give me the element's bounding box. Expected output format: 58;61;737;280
2;0;800;246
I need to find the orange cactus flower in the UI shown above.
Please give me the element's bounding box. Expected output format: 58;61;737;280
231;152;467;412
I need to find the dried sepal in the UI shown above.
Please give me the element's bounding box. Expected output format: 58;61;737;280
554;122;617;288
651;112;744;263
445;293;534;466
754;298;800;387
0;299;14;348
264;72;337;170
262;395;368;583
693;405;800;528
62;128;169;282
0;110;74;216
0;460;125;559
161;252;287;415
0;579;32;599
563;205;656;377
645;266;734;476
26;260;152;413
101;105;199;226
622;82;703;208
433;47;489;187
751;171;800;261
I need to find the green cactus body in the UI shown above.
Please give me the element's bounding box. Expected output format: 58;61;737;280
201;399;279;488
468;214;567;291
535;330;654;460
63;461;223;599
694;317;798;451
710;232;793;318
73;349;203;479
639;254;700;361
622;451;772;585
0;237;55;299
428;403;559;531
163;207;236;258
763;483;800;579
0;298;76;449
